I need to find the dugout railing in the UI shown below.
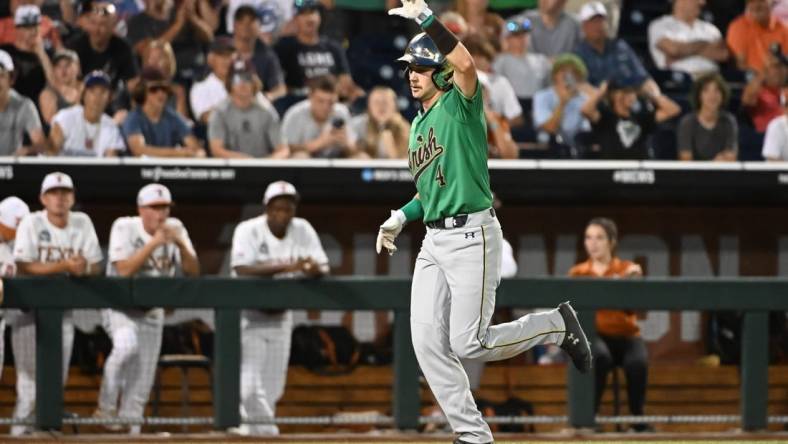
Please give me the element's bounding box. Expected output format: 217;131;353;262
3;276;787;432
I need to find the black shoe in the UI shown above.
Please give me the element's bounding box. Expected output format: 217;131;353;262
558;301;592;373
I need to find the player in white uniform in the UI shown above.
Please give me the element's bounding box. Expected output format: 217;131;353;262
230;181;329;436
11;172;103;436
0;197;31;381
96;184;200;434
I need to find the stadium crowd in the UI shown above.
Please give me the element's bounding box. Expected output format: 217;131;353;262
1;0;787;160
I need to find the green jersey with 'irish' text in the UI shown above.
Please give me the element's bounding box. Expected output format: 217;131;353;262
408;81;492;223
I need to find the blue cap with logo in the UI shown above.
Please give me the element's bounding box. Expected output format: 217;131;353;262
84;70;111;88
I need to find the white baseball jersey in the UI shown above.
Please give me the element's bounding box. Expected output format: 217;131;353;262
14;211;103;266
106;217;195;277
231;215;329;279
0;240;15;276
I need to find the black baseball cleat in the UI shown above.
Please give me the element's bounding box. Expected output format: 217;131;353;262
558;301;592;373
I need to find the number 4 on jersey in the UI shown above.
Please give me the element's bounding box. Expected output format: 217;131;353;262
435;164;447;187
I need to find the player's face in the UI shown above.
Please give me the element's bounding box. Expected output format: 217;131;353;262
40;188;74;217
584;224;612;261
266;197;296;234
139;204;171;233
408;66;438;102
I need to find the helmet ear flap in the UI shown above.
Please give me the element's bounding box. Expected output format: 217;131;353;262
432;63;454;92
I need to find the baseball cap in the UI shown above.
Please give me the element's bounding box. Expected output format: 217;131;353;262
209;36;235;54
52;49;79;65
263;180;298;205
14;4;41;27
294;0;320;14
0;49;13;73
504;18;531;35
137;183;172;207
84;70;111;88
579;1;607;22
40;172;75;195
0;197;30;231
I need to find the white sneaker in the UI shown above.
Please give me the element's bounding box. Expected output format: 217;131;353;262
93;408;123;432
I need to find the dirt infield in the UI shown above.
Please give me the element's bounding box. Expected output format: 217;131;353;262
5;432;788;443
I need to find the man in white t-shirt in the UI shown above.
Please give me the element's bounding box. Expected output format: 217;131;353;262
95;183;200;434
11;172;103;436
0;196;30;381
49;70;125;157
762;88;788;160
230;180;328;436
648;0;728;76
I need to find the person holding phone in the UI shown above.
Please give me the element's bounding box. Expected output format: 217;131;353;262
280;74;359;158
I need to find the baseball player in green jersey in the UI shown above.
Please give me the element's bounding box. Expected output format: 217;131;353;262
377;1;593;443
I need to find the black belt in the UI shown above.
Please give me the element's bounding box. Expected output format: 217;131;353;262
425;208;495;229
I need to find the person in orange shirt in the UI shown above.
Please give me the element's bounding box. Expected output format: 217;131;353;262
727;0;788;73
569;217;651;432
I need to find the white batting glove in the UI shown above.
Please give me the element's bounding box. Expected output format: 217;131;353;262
376;209;407;255
388;0;433;25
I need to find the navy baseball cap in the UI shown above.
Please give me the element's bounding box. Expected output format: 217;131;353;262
294;0;321;14
83;70;111;88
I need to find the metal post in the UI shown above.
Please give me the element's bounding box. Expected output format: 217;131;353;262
213;308;241;429
741;311;768;431
36;309;63;430
393;309;419;430
568;309;596;429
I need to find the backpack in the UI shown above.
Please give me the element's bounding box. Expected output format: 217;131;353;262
290;325;361;375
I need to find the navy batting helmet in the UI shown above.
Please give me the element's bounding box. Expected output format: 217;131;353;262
397;32;454;92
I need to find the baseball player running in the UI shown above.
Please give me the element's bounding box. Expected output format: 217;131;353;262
0;197;30;380
96;183;199;434
230;181;329;436
11;172;103;436
378;3;592;443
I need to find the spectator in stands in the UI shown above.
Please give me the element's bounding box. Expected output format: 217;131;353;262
525;0;581;57
11;172;103;436
493;17;550;100
742;52;786;133
125;0;214;81
123;67;205;157
565;0;621;37
208;62;287;158
482;80;519;159
274;0;361;101
232;5;286;102
575;1;660;97
440;11;470;39
533;54;592;156
0;0;63;49
582;78;681;159
727;0;788;73
350;86;410;159
678;73;738;161
464;34;523;127
569;217;651;433
281;75;357;158
648;0;729;76
454;0;504;50
190;37;235;125
224;0;295;38
49;71;125;157
140;40;188;119
0;50;47;156
231;180;329;436
0;5;53;102
68;2;138;117
762;87;788;160
39;49;81;125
